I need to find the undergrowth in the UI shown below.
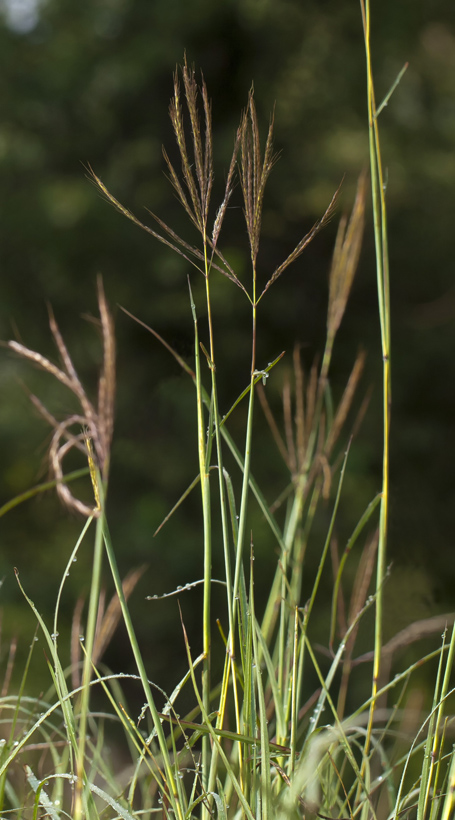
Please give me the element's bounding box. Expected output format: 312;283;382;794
2;3;455;819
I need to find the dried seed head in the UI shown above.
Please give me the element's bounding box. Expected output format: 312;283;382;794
239;91;278;268
8;278;115;517
327;171;367;341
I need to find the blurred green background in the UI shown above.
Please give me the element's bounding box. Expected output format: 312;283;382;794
1;0;454;699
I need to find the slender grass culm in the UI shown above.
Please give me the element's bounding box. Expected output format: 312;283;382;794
2;6;455;820
359;1;392;782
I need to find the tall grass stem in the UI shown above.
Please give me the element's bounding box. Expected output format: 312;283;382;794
360;0;392;770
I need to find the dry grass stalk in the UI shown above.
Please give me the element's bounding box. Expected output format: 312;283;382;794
70;565;147;689
257;348;323;483
1;632;17;699
325;349;366;457
327;171;367;343
336;532;378;718
257;381;290;469
259;340;366;509
8;277;115;517
283;375;297;475
293;344;306;469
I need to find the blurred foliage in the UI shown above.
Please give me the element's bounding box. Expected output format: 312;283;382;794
1;0;455;693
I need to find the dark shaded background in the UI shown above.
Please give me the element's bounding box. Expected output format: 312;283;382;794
1;0;454;699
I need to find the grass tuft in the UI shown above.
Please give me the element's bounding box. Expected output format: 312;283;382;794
2;9;454;820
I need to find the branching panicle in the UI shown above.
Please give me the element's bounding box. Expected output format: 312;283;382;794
89;60;339;310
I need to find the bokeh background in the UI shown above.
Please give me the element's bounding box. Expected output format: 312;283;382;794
1;0;455;701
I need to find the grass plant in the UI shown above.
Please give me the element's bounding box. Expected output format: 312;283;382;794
2;4;455;819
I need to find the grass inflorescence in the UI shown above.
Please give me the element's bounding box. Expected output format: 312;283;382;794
2;7;455;820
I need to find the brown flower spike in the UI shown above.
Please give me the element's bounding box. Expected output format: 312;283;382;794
8;277;115;517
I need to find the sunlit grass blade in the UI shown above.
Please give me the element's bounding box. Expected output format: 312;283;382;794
220;351;285;428
0;468;90;519
13;570;79;756
375;61;409;118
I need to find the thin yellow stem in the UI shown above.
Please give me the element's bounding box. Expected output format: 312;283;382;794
360;0;391;780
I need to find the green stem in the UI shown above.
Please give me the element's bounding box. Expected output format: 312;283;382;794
74;507;105;820
360;0;391;770
102;517;184;820
204;289;235;801
232;291;257;611
189;278;212;802
232;370;255;616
